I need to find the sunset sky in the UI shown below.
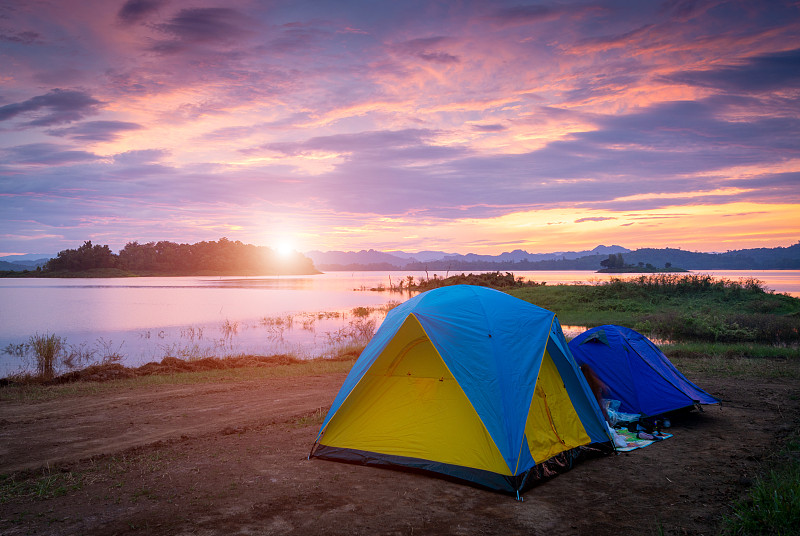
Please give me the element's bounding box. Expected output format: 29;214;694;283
1;0;799;256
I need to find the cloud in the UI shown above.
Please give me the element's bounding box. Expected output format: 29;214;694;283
257;129;441;157
47;121;143;142
0;30;41;45
0;89;102;127
575;216;616;223
658;0;729;22
724;172;800;203
151;7;253;53
1;143;99;166
576;23;655;51
573;99;800;160
471;123;507;132
666;48;800;93
393;37;460;64
33;69;87;85
486;4;570;26
264;23;331;54
117;0;164;25
113;149;169;165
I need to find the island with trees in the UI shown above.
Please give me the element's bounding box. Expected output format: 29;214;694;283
596;253;688;273
2;238;318;277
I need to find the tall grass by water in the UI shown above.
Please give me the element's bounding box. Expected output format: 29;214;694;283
509;273;800;344
2;303;398;382
28;333;63;381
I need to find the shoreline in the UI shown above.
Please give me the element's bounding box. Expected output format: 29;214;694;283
0;350;362;386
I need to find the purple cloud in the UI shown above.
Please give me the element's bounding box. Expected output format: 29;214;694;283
0;30;41;45
575;217;616;223
151;7;253;53
1;143;99;166
393;37;460;64
117;0;164;25
667;48;800;93
47;121;143;142
487;4;567;25
471;124;507;132
113;149;170;165
258;129;441;157
0;89;102;127
264;23;331;54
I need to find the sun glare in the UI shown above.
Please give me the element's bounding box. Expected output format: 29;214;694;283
275;240;295;258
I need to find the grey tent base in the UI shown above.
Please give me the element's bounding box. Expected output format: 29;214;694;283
310;442;612;496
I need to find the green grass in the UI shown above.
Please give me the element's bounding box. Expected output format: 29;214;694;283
508;275;800;344
293;407;327;428
663;342;800;361
722;430;800;535
0;470;84;504
670;356;800;380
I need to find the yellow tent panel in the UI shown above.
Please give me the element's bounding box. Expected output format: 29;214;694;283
525;351;592;462
320;314;511;475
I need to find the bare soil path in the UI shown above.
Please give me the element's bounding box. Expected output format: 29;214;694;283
1;371;798;536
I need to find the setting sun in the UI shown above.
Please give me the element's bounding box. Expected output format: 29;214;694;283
275;240;295;258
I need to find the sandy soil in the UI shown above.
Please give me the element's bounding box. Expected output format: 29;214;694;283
1;370;797;536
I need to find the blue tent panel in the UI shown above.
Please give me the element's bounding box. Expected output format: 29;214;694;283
568;325;719;417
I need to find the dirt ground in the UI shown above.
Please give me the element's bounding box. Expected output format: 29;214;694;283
1;370;798;536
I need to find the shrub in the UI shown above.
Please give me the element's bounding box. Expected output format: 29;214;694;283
28;333;64;381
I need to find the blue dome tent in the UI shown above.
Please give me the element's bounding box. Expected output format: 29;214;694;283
568;325;719;418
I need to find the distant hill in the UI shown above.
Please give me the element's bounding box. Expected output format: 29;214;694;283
306;243;800;271
305;249;412;268
307;245;631;270
0;253;55;262
0;255;53;272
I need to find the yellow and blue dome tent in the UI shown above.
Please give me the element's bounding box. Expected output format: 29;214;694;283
310;285;611;497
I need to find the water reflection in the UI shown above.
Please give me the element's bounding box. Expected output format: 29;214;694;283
1;304;397;378
209;277;317;289
1;269;797;377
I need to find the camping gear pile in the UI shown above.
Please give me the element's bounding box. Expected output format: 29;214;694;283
310;285;718;498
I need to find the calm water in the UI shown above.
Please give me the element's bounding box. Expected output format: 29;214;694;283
1;270;798;377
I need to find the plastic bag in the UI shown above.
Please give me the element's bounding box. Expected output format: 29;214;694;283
603;399;640;426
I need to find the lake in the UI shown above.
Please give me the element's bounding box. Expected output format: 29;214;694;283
1;269;798;378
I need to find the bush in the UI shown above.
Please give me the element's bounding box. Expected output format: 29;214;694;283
637;311;800;344
28;333;64;381
410;272;545;292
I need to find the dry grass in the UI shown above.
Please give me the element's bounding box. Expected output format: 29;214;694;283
0;351;361;403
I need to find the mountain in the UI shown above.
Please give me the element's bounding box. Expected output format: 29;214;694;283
385;250;457;262
308;245;631;270
304;249;411;269
305;243;800;271
0;255;54;271
0;253;55;262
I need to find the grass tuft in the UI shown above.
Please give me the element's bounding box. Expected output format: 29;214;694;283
0;469;84;503
28;333;64;381
722;429;800;535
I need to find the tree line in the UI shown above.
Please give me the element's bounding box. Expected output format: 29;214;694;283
43;238;317;275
